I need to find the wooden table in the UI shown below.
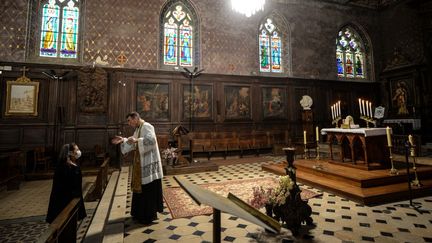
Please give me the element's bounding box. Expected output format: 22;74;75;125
321;128;391;170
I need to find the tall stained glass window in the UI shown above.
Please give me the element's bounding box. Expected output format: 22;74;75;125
336;26;366;79
162;4;194;67
39;0;80;59
259;18;282;73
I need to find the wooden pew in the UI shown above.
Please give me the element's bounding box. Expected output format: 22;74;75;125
37;198;80;243
0;150;24;190
85;157;110;202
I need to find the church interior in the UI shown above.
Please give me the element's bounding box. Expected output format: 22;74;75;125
1;0;432;242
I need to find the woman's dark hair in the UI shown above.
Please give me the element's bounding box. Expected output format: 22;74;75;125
58;143;77;163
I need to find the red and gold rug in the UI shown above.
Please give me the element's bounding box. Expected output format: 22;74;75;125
163;177;321;219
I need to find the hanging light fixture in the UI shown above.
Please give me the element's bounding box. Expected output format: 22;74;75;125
231;0;265;17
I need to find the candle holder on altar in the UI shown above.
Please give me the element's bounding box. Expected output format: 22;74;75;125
388;145;398;175
360;115;376;128
410;146;422;187
304;144;309;159
332;117;341;128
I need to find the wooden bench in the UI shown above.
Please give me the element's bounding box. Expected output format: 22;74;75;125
0;150;24;190
85;157;110;202
37;198;80;243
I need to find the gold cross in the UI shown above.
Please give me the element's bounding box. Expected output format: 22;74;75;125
117;53;127;65
20;66;29;77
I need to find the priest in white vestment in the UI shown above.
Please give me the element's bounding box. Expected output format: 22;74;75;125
112;111;164;224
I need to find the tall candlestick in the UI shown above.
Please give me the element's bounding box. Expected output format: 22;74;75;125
316;126;319;142
386;126;392;146
359;99;363;115
362;100;365;116
303;130;307;145
369;102;373;118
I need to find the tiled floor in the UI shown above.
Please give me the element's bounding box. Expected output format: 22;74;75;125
123;156;432;243
1;156;432;243
0;177;97;243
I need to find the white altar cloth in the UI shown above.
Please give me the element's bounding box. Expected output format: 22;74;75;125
321;128;390;137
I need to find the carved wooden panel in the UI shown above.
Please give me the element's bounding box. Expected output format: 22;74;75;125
77;67;107;113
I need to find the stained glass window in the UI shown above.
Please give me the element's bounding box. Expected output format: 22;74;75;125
39;0;80;59
336;27;365;79
162;4;194;67
259;18;282;73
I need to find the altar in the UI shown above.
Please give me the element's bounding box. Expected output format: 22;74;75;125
321;128;390;170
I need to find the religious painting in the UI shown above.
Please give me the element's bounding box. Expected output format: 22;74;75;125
390;79;413;116
182;84;212;120
5;77;39;116
262;87;287;119
78;67;107;113
136;83;169;121
225;85;251;120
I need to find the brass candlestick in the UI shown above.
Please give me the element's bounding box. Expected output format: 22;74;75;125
410;146;422;187
360;116;376;128
304;144;309;159
332;117;341;128
388;145;398;175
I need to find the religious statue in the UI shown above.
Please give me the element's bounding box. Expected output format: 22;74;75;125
392;81;409;115
299;95;313;110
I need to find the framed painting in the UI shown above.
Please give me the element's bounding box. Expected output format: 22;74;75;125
136;83;169;121
5;77;39;116
390;79;412;117
224;85;251;120
262;86;287;119
182;84;213;120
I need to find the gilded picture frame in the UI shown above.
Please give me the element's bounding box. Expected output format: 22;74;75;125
136;83;170;121
5;77;39;116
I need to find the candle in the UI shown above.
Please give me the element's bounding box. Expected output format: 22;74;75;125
359;99;362;115
386;126;392;147
366;101;370;117
362;100;366;116
369;102;373;118
338;101;341;117
303;130;307;145
316;126;319;142
331;105;334;120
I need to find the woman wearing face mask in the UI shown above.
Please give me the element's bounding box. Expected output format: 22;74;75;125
46;143;87;223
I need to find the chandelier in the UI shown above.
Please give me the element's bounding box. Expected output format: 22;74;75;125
231;0;265;17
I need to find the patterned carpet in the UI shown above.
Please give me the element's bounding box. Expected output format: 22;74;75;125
163;177;321;219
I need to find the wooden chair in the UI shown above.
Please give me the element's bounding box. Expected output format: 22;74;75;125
33;147;51;172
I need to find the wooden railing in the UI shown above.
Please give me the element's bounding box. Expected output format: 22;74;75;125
37;198;80;243
85;157;110;202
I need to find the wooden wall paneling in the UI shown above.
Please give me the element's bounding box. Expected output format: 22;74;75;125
22;127;47;145
0;128;21;147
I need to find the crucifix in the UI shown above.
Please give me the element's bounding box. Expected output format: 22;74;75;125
20;66;29;77
181;67;204;163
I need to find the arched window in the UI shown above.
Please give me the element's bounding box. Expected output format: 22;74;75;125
39;0;80;59
161;1;198;68
259;18;282;73
336;26;367;79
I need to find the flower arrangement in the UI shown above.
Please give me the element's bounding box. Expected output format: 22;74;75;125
161;147;177;164
249;175;294;209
